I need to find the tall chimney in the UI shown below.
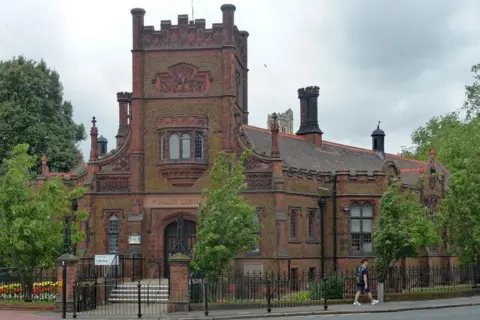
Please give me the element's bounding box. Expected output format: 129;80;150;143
296;86;323;147
116;92;132;147
89;117;98;161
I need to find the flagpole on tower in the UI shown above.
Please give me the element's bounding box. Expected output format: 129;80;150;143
191;0;195;20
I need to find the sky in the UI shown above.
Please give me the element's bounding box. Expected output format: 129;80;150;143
1;0;479;157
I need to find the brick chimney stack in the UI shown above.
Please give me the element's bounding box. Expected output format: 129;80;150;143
89;117;98;161
116;92;132;147
296;86;323;147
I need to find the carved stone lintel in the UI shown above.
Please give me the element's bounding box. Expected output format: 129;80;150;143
157;116;208;129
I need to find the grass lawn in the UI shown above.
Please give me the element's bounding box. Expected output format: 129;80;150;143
0;300;55;309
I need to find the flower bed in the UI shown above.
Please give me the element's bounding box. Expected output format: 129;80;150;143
0;281;61;301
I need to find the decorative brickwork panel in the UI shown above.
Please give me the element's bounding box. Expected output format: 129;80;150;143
153;63;212;96
246;173;272;190
144;53;223;97
96;175;130;192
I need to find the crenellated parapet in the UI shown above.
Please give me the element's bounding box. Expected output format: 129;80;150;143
283;166;386;183
131;5;248;65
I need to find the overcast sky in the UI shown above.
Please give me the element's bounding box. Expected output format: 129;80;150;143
1;0;479;157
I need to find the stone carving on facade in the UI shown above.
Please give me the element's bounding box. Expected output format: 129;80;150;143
96;175;130;192
255;206;266;218
156;115;208;129
246;173;272;190
101;209;125;219
161;165;208;187
153;63;212;96
386;165;397;185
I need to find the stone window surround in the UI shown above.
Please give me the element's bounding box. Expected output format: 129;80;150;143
158;128;208;164
349;201;374;256
108;214;119;254
288;207;301;243
307;208;319;243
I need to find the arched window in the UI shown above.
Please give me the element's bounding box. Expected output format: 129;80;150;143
181;133;191;159
195;133;204;160
169;134;180;159
350;203;373;254
108;215;119;254
252;214;260;252
290;209;298;240
308;209;316;240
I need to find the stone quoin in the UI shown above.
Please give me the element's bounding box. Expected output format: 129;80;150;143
37;4;454;280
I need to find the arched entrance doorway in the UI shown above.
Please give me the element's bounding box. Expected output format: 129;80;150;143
164;217;196;278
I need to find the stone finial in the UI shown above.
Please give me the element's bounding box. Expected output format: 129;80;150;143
270;112;279;131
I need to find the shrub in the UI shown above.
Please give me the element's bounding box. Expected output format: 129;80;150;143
309;276;345;300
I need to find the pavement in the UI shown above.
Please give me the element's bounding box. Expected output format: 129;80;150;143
1;296;480;320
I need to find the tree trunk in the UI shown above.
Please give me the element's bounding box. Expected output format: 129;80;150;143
19;269;34;302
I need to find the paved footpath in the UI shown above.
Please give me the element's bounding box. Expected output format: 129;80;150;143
1;296;480;320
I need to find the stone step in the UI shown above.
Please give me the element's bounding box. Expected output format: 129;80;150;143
116;285;168;289
110;292;168;297
112;288;168;292
108;297;167;303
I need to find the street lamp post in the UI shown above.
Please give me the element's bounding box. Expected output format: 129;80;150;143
61;198;78;319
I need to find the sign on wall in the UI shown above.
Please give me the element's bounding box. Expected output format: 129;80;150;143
128;235;142;245
94;255;118;266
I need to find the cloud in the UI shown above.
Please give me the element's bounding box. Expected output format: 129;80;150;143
1;0;479;157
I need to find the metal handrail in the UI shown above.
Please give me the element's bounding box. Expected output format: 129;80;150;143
146;261;161;305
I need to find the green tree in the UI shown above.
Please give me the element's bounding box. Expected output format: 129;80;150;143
399;64;480;173
0;144;88;298
373;178;440;281
192;149;260;280
438;145;480;268
0;56;86;172
463;63;480;119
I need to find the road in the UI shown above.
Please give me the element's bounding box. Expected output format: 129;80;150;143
267;305;480;319
1;306;479;319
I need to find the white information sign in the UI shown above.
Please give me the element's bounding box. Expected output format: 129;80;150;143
94;254;119;266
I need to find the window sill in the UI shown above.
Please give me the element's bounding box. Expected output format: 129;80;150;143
288;240;302;244
349;252;375;257
306;240;319;244
158;160;208;187
246;251;261;257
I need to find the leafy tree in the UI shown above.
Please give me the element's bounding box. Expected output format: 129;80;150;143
373;178;440;281
192;149;260;280
0;144;88;299
399;64;480;173
464;63;480;119
438;145;480;268
0;56;86;172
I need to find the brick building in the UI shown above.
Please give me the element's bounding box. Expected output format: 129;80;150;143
39;4;451;278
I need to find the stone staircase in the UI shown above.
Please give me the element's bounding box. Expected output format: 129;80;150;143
108;279;169;303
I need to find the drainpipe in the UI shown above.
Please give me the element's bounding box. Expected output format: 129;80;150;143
333;173;338;272
318;198;326;277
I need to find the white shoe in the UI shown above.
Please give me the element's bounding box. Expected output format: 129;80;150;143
353;301;361;306
371;300;379;305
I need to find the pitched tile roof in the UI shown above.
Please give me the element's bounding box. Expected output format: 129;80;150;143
241;125;445;186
